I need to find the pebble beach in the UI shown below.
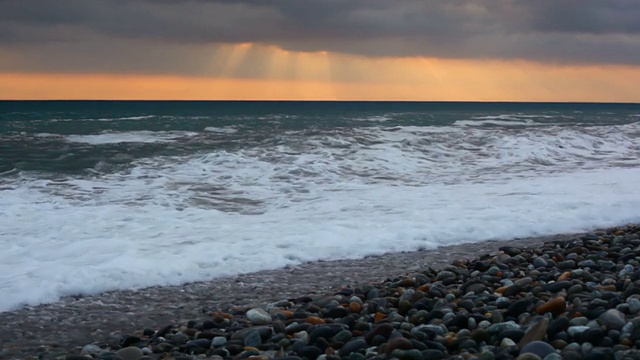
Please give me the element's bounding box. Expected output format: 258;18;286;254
3;224;640;360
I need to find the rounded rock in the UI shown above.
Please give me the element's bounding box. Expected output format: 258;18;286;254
115;346;143;360
81;344;103;356
520;341;556;359
536;297;566;317
385;337;414;355
597;309;626;330
246;308;272;325
339;338;367;356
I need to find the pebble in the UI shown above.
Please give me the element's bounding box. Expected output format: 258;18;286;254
598;309;627;330
339;338;367;356
246;308;271;325
81;344;103;356
115;346;143;360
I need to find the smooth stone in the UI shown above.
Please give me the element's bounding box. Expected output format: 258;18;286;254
467;283;488;294
568;317;588;327
516;354;542;360
561;350;582;360
415;324;448;336
515;277;534;287
583;347;614;360
421;349;447;360
558;260;576;270
385;337;414;354
339;338;368;356
212;336;227;347
578;260;597;269
436;271;456;281
478;351;497;360
478;320;492;330
81;344;103;356
497;297;511;308
186;338;211;349
244;329;262;347
365;323;394;343
458;338;478;350
506;300;530;318
247;308;272;325
567;285;584;296
294;330;310;344
115;347;143;360
503;285;523;297
310;325;344;344
171;332;189;345
325;306;350;319
567;326;590;338
520;341;556;359
333;329;352;343
627;298;640;314
580;342;593;355
547;317;569;336
533;257;548;268
554;332;569;343
400;349;424;360
500;338;517;349
499;329;525;343
519;318;549;348
536;297;566;317
299;346;323;359
597;309;626;330
549;339;567;350
489;321;521;334
232;326;273;341
542;353;562;360
544;282;571;293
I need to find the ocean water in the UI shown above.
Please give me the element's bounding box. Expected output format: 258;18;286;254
1;101;640;311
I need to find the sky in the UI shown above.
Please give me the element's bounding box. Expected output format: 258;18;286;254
1;0;639;101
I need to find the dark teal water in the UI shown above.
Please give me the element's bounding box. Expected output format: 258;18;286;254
1;101;639;175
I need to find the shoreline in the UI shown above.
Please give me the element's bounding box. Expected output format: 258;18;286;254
0;229;590;358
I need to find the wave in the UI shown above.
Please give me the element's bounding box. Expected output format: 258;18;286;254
1;163;639;311
204;127;238;134
64;131;199;145
2;120;640;311
453;119;540;127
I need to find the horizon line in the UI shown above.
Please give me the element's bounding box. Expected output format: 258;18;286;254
2;99;640;105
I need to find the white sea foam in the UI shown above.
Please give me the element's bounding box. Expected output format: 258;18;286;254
33;133;62;138
65;131;198;145
1;122;640;311
453;119;539;127
45;115;157;123
204;127;238;134
472;114;556;120
352;115;394;122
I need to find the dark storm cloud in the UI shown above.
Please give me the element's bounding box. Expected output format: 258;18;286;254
1;0;639;68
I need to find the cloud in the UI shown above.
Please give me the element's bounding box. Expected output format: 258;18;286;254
0;0;639;68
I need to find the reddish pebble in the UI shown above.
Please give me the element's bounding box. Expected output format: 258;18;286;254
536;296;566;316
557;272;571;281
306;316;326;325
348;302;361;313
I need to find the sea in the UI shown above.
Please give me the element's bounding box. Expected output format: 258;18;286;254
1;101;639;312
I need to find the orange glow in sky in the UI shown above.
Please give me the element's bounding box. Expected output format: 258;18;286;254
2;45;640;102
